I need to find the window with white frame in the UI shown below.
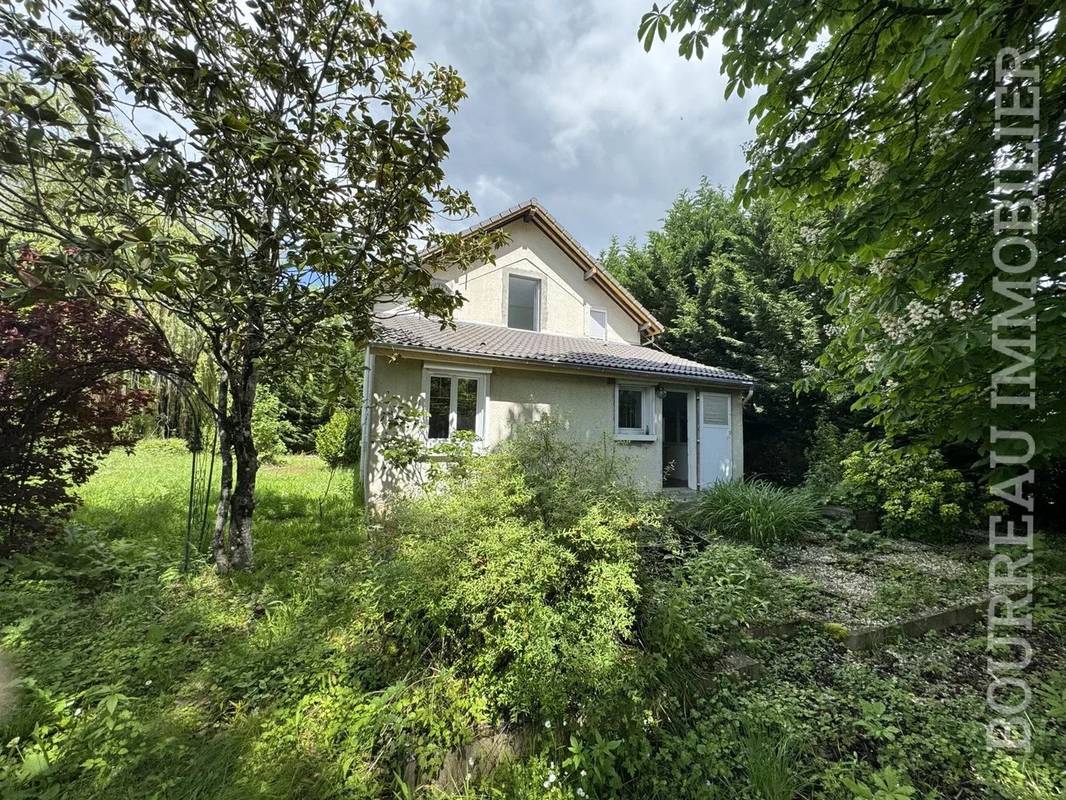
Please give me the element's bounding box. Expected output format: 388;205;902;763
507;275;540;330
424;368;487;441
615;384;655;438
588;307;607;339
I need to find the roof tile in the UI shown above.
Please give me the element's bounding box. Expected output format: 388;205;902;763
372;314;753;386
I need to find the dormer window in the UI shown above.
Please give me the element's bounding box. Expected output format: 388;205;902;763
507;275;540;331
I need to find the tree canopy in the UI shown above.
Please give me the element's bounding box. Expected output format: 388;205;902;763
641;0;1065;463
603;182;835;482
0;0;498;569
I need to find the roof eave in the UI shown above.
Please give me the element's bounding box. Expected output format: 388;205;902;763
368;340;754;389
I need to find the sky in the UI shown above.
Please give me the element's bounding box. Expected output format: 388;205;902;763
382;0;757;255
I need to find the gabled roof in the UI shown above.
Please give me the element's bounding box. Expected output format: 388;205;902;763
448;199;665;338
371;313;753;387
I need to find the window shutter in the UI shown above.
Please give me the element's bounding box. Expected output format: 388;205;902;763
702;395;729;426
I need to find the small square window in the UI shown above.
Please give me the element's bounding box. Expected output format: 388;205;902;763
615;384;654;439
507;275;540;331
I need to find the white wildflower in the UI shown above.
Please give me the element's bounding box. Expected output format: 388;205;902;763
576;789;586;798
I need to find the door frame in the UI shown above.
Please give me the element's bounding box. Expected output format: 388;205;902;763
660;389;697;489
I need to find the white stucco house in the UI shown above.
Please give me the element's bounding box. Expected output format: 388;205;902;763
359;200;753;502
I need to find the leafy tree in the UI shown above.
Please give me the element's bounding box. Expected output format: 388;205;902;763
0;0;500;570
639;2;1066;462
265;340;364;453
315;409;358;472
0;300;181;552
250;387;288;465
603;182;833;481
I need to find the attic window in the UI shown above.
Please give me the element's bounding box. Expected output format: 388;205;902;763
507;275;540;331
588;307;607;339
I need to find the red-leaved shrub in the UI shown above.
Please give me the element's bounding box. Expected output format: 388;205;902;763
0;301;180;553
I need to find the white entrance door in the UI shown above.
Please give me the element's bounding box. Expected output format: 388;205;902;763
698;392;732;487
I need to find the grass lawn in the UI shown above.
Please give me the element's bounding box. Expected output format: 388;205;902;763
1;446;384;799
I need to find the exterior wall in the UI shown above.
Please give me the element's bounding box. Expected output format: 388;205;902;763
364;352;746;502
429;220;643;344
731;391;745;478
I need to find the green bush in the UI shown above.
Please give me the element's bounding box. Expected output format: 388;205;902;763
835;442;977;539
678;480;821;547
251;387;288;464
385;420;666;721
641;542;778;666
804;416;866;502
314;409;358;470
134;436;190;456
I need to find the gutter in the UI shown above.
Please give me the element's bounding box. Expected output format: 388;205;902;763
358;347;375;505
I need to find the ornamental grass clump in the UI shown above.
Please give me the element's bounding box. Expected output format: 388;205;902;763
679;480;821;547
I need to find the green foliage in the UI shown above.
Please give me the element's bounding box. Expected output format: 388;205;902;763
384;421;663;721
842;766;916;800
266;343;364;453
636;544;782;710
835;443;977;540
134;437;191;456
314;410;358;470
3;447;1065;798
0;0;503;569
603;182;834;482
805;416;867;503
251;387;289;465
679;480;821;547
742;724;805;800
643;1;1066;458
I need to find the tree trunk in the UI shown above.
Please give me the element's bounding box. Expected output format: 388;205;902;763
212;374;234;572
222;341;261;572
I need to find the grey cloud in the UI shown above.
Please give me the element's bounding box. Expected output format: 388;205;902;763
382;0;756;253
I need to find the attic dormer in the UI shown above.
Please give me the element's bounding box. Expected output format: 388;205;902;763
430;200;662;345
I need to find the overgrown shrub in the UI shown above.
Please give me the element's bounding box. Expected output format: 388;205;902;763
804;416;866;502
314;409;358;470
384;419;666;722
835;442;977;539
641;542;778;667
678;480;821;547
251;387;289;464
135;437;191;456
